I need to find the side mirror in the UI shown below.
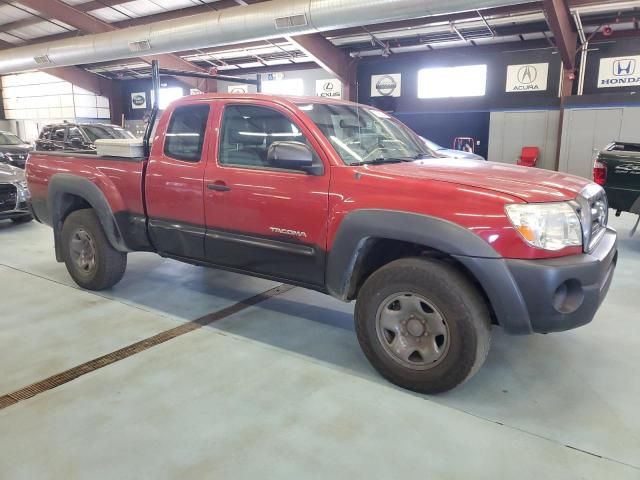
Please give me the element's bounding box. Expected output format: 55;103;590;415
267;141;323;175
69;137;83;147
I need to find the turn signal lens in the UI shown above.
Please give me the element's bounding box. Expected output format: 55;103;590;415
505;202;582;251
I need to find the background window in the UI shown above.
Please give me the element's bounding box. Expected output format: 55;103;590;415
261;78;304;96
219;104;312;170
418;65;487;99
164;104;210;162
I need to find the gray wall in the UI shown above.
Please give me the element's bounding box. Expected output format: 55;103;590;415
558;107;640;179
487;110;560;170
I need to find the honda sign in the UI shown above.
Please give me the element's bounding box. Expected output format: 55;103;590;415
598;56;640;88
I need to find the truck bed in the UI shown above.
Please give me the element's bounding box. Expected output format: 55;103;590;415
598;142;640;214
27;150;147;227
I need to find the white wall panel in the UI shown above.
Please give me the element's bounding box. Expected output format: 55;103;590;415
488;110;559;170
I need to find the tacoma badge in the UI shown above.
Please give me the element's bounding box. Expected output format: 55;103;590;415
269;227;307;238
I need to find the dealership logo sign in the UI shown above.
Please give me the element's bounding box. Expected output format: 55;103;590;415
371;73;401;97
228;85;249;94
506;63;549;92
598;56;640;88
315;79;342;98
131;92;147;109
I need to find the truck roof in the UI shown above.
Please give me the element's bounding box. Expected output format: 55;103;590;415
172;93;361;109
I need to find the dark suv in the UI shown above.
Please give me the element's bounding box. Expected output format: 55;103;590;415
35;123;136;153
0;130;31;169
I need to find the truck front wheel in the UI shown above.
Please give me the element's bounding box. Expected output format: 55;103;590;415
61;209;127;290
355;257;491;394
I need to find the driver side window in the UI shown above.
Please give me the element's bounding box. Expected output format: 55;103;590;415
218;104;316;172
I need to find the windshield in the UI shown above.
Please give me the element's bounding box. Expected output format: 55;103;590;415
421;137;444;151
82;125;136;142
0;132;25;146
297;103;431;165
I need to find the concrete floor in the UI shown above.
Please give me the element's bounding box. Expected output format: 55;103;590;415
0;213;639;479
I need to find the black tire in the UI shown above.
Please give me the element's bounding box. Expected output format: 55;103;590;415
61;209;127;290
11;214;33;224
355;257;491;394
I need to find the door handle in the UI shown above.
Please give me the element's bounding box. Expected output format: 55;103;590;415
208;182;231;192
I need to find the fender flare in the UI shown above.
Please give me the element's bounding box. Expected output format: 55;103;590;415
326;209;533;334
48;174;130;260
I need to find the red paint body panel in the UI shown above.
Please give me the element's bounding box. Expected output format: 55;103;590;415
26;93;594;262
26;152;146;217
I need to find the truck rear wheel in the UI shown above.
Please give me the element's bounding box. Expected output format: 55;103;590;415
61;209;127;291
355;257;491;394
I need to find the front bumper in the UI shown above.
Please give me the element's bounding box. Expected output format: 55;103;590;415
0;183;31;220
456;227;618;334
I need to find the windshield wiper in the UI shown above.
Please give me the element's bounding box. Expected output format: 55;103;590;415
412;152;434;159
353;157;416;166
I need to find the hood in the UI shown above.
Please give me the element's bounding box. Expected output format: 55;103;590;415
437;148;485;161
0;163;25;183
0;144;31;154
368;158;592;203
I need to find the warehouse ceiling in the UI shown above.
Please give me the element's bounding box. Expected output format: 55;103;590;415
0;0;638;80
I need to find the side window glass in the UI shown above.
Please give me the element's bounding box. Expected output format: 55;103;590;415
164;104;210;162
52;126;66;141
67;126;83;140
39;127;51;140
219;104;316;171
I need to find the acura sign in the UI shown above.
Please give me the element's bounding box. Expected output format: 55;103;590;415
598;56;640;88
505;63;549;92
371;73;401;97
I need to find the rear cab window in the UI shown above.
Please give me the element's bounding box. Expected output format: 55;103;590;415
164;104;210;162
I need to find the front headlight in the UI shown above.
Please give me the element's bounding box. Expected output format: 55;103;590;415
505;202;582;251
15;180;30;201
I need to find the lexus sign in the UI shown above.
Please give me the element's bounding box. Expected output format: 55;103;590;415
505;63;549;92
315;79;342;98
598;56;640;88
371;73;401;97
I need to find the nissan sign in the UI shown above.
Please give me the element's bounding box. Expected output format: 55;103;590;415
315;79;342;98
505;63;549;92
598;56;640;88
131;92;147;109
371;73;401;97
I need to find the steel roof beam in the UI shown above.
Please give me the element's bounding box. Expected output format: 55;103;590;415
542;0;577;70
288;33;357;99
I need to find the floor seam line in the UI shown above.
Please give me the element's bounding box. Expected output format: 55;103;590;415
0;284;294;411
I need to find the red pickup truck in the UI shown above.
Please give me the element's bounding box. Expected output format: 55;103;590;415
26;94;617;393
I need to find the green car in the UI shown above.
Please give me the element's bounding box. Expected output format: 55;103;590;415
594;141;640;235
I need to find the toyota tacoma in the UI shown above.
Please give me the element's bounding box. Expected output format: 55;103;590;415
26;94;617;393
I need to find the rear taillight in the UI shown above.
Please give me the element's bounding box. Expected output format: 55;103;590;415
593;159;607;186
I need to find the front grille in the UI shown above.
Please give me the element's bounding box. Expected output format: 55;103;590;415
6;154;27;168
576;184;608;253
0;184;17;213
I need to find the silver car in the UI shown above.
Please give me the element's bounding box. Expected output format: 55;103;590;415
0;162;32;223
421;137;486;161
